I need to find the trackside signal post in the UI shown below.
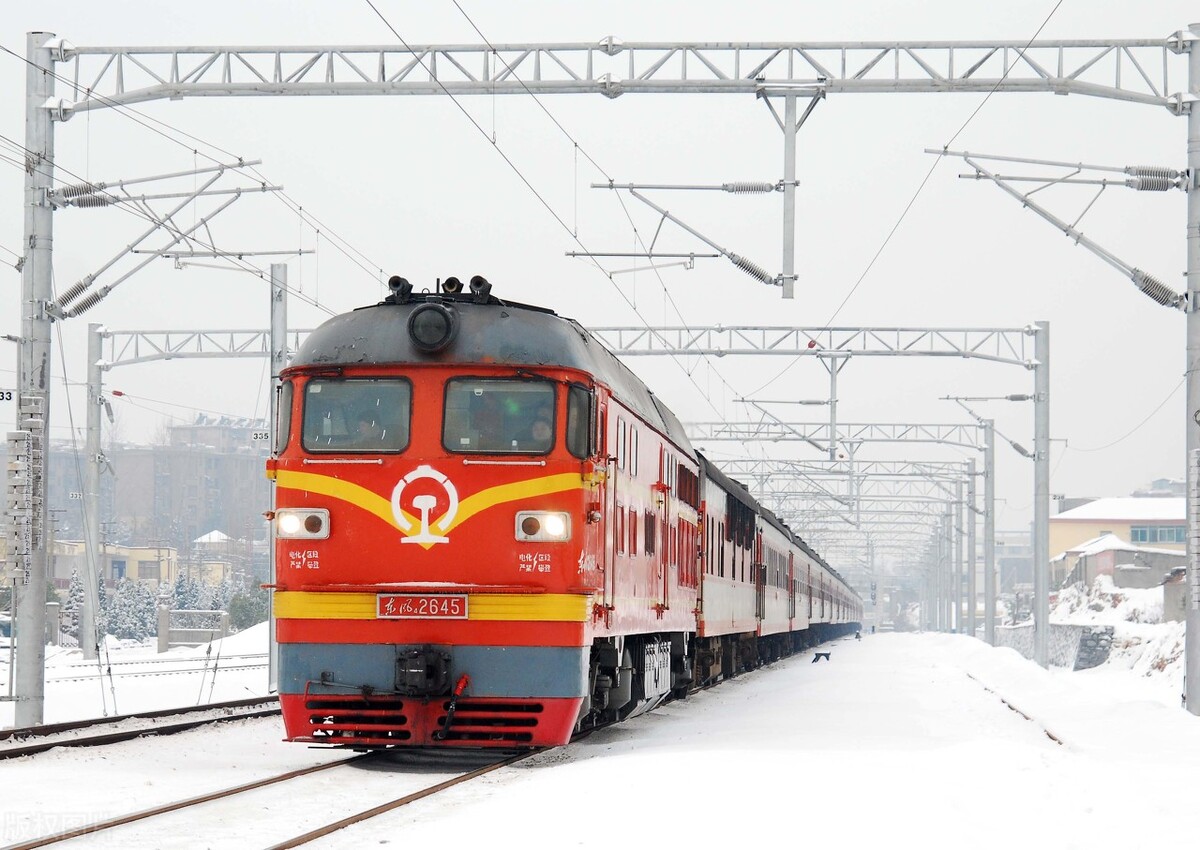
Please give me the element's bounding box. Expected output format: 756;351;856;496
12;30;1200;720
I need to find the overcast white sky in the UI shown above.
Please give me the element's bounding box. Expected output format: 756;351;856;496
2;1;1197;561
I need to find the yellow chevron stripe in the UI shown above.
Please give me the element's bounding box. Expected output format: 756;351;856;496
275;470;417;529
275;468;583;549
274;590;587;622
442;473;582;535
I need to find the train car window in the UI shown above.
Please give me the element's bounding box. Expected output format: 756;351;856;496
443;378;554;454
302;378;411;453
274;379;293;454
616;506;625;554
644;510;655;555
566;384;592;459
630;428;638;477
617;419;626;470
629;511;638;556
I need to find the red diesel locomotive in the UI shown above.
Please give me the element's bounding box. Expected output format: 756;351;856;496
268;276;861;748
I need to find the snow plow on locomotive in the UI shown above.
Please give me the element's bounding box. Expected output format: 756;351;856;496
267;276;861;748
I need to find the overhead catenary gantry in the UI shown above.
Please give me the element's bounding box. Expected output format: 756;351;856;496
11;29;1198;725
597;322;1032;647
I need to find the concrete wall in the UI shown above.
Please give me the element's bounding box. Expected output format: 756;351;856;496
1164;581;1188;623
994;623;1114;670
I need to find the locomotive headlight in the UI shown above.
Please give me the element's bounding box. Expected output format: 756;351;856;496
275;508;330;539
408;303;458;353
515;511;571;542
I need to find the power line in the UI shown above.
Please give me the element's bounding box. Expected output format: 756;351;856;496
0;43;383;305
442;1;750;420
361;0;741;420
0;127;337;317
748;0;1067;398
1069;376;1183;452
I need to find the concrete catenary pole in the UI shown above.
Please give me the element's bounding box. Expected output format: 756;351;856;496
14;32;56;726
955;478;964;632
984;419;996;645
1033;322;1050;667
967;458;978;638
1185;23;1200;716
781;93;796;300
81;324;105;660
268;262;287;693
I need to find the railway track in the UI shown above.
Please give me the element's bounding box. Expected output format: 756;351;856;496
0;696;280;759
3;748;534;850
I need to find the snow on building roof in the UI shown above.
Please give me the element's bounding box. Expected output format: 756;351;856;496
1052;497;1184;522
193;529;231;544
1050;532;1185;562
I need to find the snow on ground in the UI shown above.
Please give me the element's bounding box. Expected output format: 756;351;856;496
1052;575;1164;625
0;622;271;727
2;630;1199;849
1050;577;1187;703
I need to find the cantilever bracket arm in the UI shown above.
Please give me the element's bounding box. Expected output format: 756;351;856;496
929;147;1186;312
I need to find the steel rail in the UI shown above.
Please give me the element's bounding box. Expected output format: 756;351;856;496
266;751;536;849
0;753;372;850
0;703;280;760
0;695;277;742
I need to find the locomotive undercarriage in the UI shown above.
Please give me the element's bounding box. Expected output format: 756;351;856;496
577;622;860;731
690;624;858;687
579;633;693;728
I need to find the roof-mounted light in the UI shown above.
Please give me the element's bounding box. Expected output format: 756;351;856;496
408;302;458;353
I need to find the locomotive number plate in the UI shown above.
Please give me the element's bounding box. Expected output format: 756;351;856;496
377;593;468;619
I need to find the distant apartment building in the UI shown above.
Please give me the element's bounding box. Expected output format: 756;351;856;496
994;528;1033;595
1049;496;1185;560
35;416;270;582
52;541;179;593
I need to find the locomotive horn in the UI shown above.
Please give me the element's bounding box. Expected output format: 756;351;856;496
469;275;491;301
442;276;464;294
387;275;413;303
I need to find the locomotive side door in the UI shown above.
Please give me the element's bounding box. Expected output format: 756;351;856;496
807;564;813;619
655;446;670;614
754;530;765;625
787;552;796;622
600;401;615;613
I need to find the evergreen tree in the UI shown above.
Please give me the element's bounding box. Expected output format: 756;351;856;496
228;587;269;631
61;570;84;638
171;574;205;610
103;578;158;641
208;577;239;612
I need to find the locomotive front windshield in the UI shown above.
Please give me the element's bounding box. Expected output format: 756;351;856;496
302;378;412;452
444;378;555;454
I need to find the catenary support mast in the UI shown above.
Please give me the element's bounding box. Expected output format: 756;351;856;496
13;33;56;726
1185;24;1200;714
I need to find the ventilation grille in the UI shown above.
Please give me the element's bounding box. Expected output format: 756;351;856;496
304;695;411;743
434;700;544;743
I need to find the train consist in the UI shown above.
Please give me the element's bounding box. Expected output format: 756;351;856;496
267;276;861;748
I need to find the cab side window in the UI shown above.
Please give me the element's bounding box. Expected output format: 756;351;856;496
566;384;593;459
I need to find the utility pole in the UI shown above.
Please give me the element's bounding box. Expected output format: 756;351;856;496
13;32;56;727
1033;322;1050;667
967;458;978;637
268;262;287;693
1186;23;1200;716
81;324;106;660
955;478;964;632
984;420;997;645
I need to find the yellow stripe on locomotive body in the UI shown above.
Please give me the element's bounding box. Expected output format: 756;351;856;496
274;591;589;622
275;468;585;547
